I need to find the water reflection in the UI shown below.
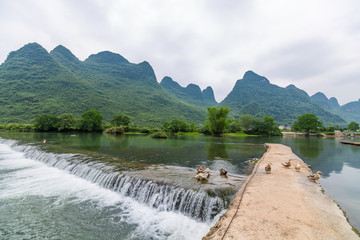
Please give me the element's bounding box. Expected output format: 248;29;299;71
206;137;229;160
280;138;360;177
287;137;324;159
0;132;358;230
0;132;265;176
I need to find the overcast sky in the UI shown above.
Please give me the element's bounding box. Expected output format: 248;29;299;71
1;0;359;105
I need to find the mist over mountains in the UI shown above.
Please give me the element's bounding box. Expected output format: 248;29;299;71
0;43;358;127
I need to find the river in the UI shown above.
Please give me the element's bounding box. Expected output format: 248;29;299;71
0;132;358;239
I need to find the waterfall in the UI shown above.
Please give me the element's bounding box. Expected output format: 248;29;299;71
1;139;225;222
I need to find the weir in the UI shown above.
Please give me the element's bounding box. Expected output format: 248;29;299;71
1;138;231;222
204;144;359;240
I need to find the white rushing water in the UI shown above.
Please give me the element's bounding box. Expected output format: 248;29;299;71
0;140;219;239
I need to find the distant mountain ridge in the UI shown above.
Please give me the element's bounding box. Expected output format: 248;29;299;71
0;43;206;126
219;71;347;126
160;76;217;106
310;92;360;123
310;92;340;110
0;43;358;127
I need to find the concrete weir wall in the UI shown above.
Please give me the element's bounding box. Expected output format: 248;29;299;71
203;144;359;240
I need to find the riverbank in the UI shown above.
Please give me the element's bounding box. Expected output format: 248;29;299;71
282;131;360;138
203;143;359;240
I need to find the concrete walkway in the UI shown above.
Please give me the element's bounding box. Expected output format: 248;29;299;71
204;144;359;240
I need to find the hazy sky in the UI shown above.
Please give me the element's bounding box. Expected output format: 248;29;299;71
1;0;359;105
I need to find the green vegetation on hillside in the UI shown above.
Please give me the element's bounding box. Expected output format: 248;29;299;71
1;43;357;128
220;71;346;126
0;43;206;127
160;76;217;107
311;93;360;124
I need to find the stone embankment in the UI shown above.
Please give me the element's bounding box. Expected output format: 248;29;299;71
203;143;359;240
282;131;360;138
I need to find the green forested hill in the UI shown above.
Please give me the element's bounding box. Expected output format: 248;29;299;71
310;92;360;124
219;71;347;126
0;43;206;126
1;43;355;128
310;92;340;110
160;76;217;107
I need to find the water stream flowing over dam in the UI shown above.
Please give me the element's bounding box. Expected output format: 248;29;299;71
0;134;265;239
0;138;245;223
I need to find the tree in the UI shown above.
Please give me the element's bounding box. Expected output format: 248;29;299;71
57;113;76;131
348;121;359;132
239;114;253;132
34;114;59;131
79;110;103;132
162;121;170;131
261;115;281;136
226;119;242;133
167;119;189;133
325;126;335;133
111;114;130;126
242;115;281;136
189;122;197;132
293;114;322;134
205;107;230;136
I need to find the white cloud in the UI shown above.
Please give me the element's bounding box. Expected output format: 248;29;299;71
0;0;359;105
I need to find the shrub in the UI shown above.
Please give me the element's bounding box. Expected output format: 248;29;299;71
105;126;124;135
151;131;167;139
139;127;151;134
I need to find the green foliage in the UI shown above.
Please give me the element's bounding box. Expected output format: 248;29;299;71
31;111;103;132
57;113;76;131
239;115;253;132
205;107;230;136
79;110;103;132
223;132;250;137
161;121;170;131
226;119;242;133
34;114;59;131
103;123;113;130
163;119;190;133
0;123;34;132
326;126;335;132
220;71;346;126
139;127;151;134
310;93;360;124
151;131;167;139
124;125;141;132
160;77;217;107
198;124;211;135
0;43;206;127
241;115;282;136
189;122;198;132
111;114;131;126
261;115;282;136
105;126;124;135
347;121;359;132
293;114;322;133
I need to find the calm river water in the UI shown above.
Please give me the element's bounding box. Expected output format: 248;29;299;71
0;132;359;239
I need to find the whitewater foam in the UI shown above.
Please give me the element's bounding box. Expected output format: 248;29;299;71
0;139;216;239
